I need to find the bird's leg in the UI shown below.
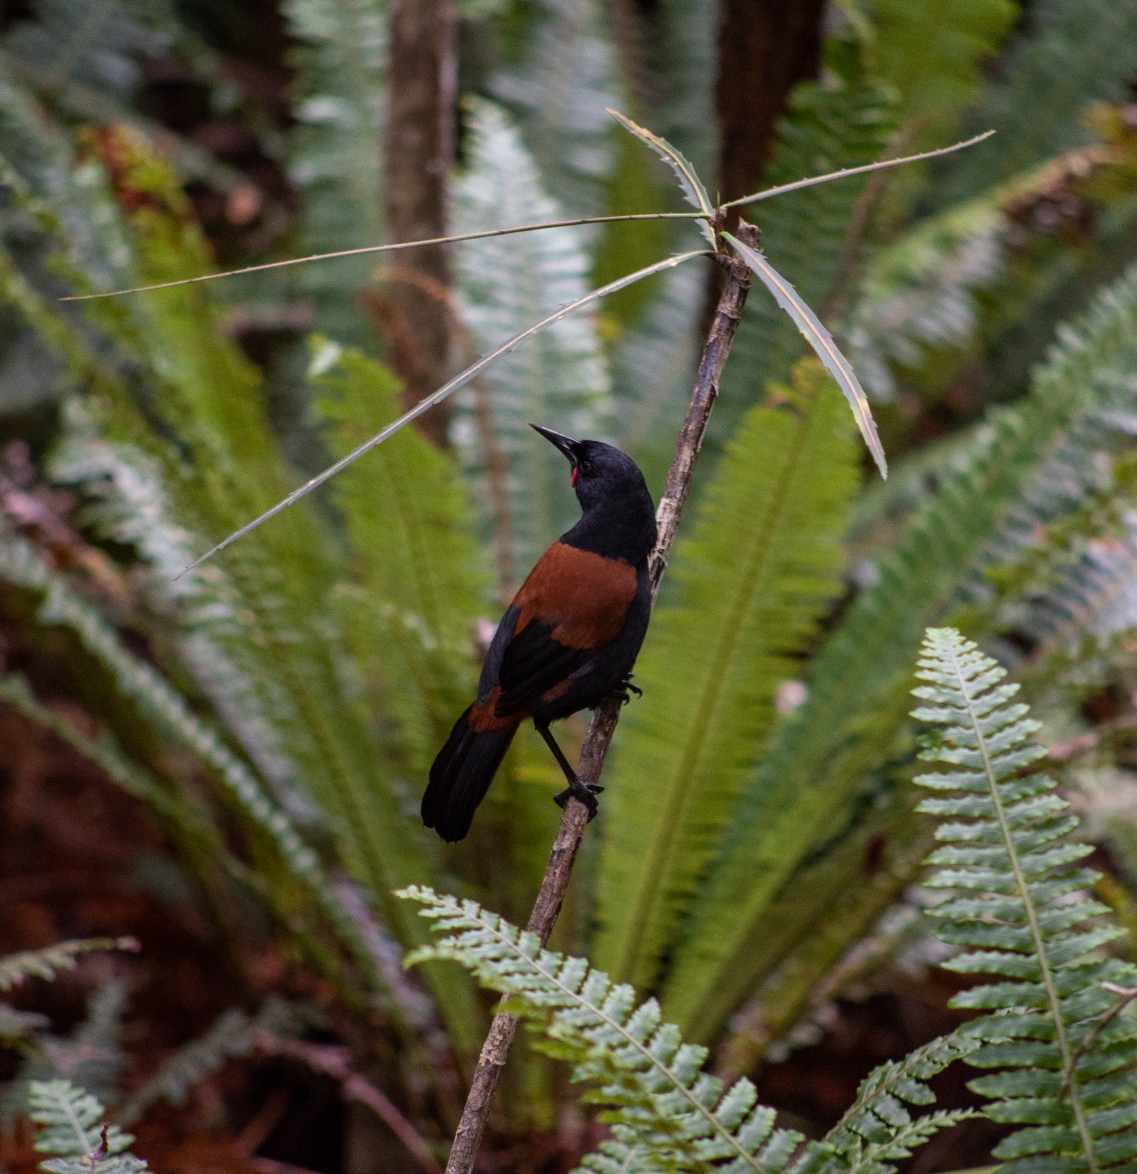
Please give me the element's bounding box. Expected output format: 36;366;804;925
535;721;603;819
613;672;642;707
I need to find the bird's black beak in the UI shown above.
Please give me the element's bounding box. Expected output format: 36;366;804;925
530;424;581;467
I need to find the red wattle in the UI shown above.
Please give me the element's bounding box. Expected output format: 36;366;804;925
571;467;579;487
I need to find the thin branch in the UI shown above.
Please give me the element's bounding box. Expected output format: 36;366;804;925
440;222;760;1174
57;213;703;302
253;1031;443;1174
174;249;708;579
720;130;995;209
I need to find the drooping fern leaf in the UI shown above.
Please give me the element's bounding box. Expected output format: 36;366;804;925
398;885;973;1174
0;941;135;993
912;627;1137;1173
595;361;860;991
820;1032;980;1174
28;1080;146;1174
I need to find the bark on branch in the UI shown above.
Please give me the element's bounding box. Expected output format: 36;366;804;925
441;222;759;1174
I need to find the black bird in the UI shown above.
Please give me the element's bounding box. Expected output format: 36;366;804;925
422;425;657;842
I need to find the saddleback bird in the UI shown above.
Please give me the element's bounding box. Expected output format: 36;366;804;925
422;425;657;842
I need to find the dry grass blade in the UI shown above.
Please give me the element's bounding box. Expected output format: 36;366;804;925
57;213;702;302
722;131;996;210
174;249;710;578
723;232;887;477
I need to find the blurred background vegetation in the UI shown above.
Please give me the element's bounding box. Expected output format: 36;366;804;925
4;0;1137;1169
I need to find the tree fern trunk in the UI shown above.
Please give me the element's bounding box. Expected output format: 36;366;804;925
380;0;457;447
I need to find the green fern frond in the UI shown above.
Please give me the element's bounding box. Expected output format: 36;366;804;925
452;98;614;579
0;941;135;993
487;0;619;218
400;886;971;1174
913;627;1137;1174
28;1080;146;1174
118;998;301;1125
936;0;1137;207
822;1033;980;1174
845;196;1005;401
400;884;811;1173
867;0;1016;136
282;0;386;343
311;338;485;772
716;64;896;443
0;529;371;972
666;257;1137;1044
595;361;860;990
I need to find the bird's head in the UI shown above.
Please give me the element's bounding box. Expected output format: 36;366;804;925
530;425;649;511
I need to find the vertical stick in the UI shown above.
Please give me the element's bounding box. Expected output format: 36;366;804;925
442;222;758;1174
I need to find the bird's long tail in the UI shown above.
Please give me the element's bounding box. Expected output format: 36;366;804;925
422;706;519;842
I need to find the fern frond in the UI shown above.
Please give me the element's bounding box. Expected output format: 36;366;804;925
282;0;386;343
28;1080;146;1174
595;361;859;990
844;197;1005;401
0;529;369;969
823;1033;979;1174
118;998;302;1125
400;885;810;1173
310;339;485;772
0;941;135;993
452;98;613;576
912;627;1137;1174
487;0;619;218
716;66;896;443
666;257;1137;1045
936;0;1137;206
400;886;970;1174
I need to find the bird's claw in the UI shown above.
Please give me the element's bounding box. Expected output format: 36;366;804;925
554;779;604;819
614;675;643;707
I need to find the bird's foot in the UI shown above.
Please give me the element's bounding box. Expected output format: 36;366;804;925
614;674;643;707
554;779;604;819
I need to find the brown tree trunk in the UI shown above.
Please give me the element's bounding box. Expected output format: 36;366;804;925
705;0;825;320
378;0;458;447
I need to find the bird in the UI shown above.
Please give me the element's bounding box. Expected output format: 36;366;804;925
422;425;658;843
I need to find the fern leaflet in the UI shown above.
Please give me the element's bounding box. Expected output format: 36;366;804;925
912;627;1137;1173
399;886;971;1174
0;941;136;993
28;1080;146;1174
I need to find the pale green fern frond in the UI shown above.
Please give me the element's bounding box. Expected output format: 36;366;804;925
28;1080;145;1174
488;0;619;218
282;0;386;343
0;941;135;993
666;257;1137;1044
452;98;613;579
912;627;1137;1173
821;1033;980;1174
400;884;810;1173
595;361;859;991
399;886;973;1174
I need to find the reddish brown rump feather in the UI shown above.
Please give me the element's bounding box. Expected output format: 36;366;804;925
512;542;637;649
467;685;520;732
